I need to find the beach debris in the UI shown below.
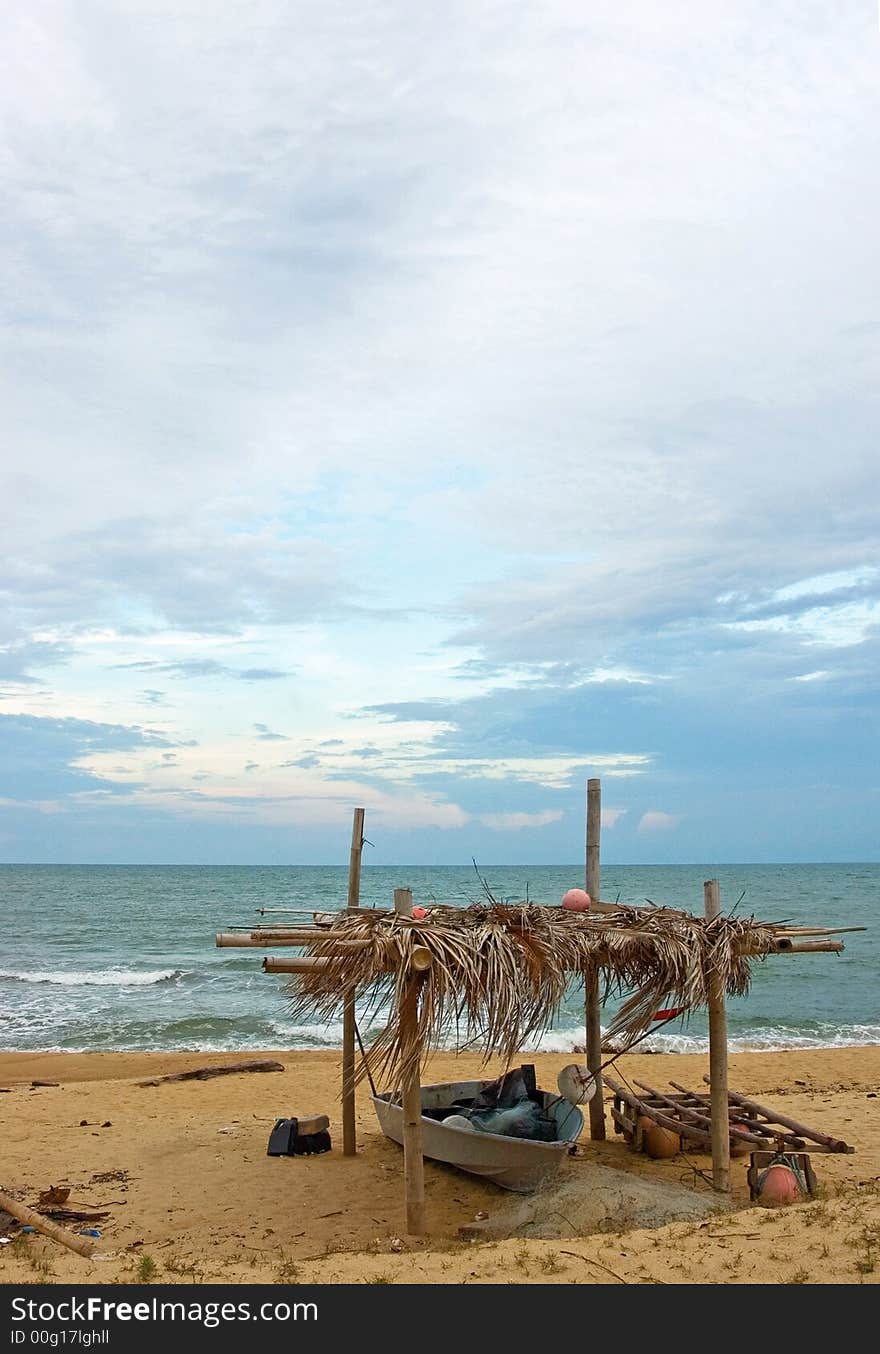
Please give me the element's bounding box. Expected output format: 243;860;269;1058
0;1188;96;1259
90;1169;129;1184
37;1187;70;1208
30;1080;60;1088
474;1211;488;1221
77;1228;101;1238
137;1059;284;1087
389;1237;404;1252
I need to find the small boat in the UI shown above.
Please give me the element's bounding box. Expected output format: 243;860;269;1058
372;1078;584;1193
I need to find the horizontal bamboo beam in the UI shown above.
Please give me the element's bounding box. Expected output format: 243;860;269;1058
771;926;866;937
771;938;844;954
262;946;432;976
250;928;369;944
215;932;369;949
263;956;332;974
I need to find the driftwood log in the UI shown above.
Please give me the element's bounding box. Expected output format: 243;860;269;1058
137;1059;284;1088
0;1189;95;1258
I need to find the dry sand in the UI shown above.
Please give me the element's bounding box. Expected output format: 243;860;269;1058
1;1046;878;1285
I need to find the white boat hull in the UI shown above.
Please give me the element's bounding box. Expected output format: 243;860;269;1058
372;1079;583;1193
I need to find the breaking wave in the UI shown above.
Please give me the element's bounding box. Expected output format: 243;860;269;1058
0;968;186;988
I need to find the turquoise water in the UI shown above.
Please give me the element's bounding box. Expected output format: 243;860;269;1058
1;863;877;1053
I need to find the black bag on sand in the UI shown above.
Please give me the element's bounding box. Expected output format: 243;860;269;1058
267;1117;332;1156
267;1117;298;1155
293;1129;331;1155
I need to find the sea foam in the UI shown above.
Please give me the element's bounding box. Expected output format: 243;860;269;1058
0;968;184;988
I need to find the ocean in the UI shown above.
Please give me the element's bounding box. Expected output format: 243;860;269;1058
1;863;877;1055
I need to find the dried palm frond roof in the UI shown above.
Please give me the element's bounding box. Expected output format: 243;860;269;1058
284;903;779;1088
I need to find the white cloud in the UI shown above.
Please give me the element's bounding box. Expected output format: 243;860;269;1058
601;808;627;829
638;811;681;833
479;810;564;831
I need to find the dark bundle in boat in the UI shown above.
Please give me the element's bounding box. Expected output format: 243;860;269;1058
421;1065;559;1142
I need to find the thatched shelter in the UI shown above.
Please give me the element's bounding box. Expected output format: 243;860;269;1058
282;901;781;1090
216;787;856;1234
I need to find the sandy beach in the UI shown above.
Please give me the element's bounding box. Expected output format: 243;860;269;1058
2;1045;879;1285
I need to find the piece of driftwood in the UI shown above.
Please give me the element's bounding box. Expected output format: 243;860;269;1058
0;1189;94;1258
31;1080;60;1088
703;1079;854;1153
137;1059;284;1088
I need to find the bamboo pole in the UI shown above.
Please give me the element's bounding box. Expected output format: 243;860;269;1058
704;878;730;1192
215;932;369;949
585;778;605;1140
631;1079;768;1146
771;938;844;954
394;887;413;914
262;956;333;974
393;887;425;1234
703;1079;855;1152
0;1190;95;1258
343;808;365;1157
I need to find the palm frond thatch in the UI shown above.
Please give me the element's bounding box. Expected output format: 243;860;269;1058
284;903;777;1088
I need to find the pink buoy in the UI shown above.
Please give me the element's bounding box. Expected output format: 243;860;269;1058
561;888;592;912
756;1162;802;1207
412;905;428;920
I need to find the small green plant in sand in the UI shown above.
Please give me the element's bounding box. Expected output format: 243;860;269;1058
513;1243;531;1274
366;1272;391;1284
540;1252;563;1274
275;1255;299;1283
788;1269;810;1284
135;1254;158;1283
164;1254;203;1281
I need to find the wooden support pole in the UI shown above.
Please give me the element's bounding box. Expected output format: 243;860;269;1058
704;878;730;1193
343;807;365;1157
0;1189;95;1258
401;972;425;1236
394;886;414;914
392;886;425;1234
585;778;605;1140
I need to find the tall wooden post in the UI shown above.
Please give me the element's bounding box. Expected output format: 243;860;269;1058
704;878;730;1193
585;778;605;1140
394;886;425;1234
342;807;365;1156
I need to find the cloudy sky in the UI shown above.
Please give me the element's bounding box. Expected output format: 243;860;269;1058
2;1;878;865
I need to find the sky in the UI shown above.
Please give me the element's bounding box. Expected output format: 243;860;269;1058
1;1;878;866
